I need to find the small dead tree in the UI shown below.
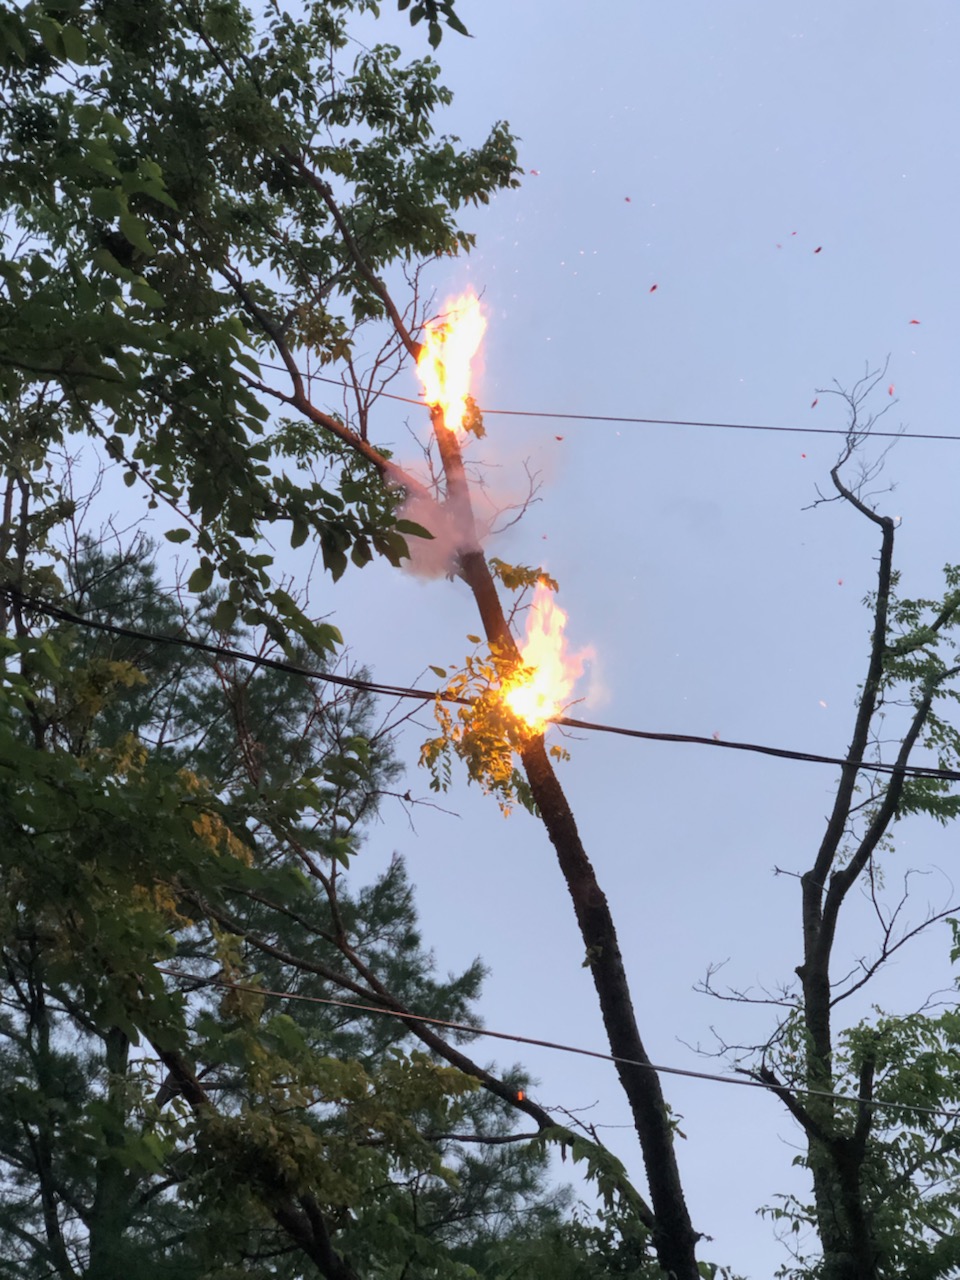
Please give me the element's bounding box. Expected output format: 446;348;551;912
706;367;960;1280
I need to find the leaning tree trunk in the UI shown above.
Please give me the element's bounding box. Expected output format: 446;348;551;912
438;411;701;1280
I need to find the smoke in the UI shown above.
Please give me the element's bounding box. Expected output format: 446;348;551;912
398;493;492;580
579;652;609;712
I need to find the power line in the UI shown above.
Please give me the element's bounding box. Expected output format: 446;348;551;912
7;587;960;785
480;408;956;443
11;589;960;1122
157;966;960;1124
261;364;960;444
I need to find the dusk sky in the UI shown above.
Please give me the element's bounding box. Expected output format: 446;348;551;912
113;2;960;1272
298;4;960;1273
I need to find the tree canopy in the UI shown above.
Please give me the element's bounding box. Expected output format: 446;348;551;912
4;3;960;1279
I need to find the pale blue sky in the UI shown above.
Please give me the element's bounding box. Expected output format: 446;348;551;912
307;3;960;1273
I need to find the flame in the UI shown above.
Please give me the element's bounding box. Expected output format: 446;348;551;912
416;291;486;434
502;583;590;733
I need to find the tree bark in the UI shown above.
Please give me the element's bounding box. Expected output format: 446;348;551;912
87;1029;136;1280
234;242;703;1272
792;440;901;1280
444;424;700;1279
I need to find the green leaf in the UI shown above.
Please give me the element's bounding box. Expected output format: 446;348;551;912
60;23;87;63
188;559;215;593
429;665;447;679
299;617;342;655
324;546;349;582
118;210;155;256
164;528;191;544
0;14;27;62
395;518;434;539
74;102;102;131
93;246;134;280
130;279;165;308
445;11;470;36
89;187;122;219
34;15;62;56
350;538;372;568
213;599;239;632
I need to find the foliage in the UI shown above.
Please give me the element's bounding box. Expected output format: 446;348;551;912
488;558;559;595
0;0;520;644
0;4;684;1275
878;565;960;824
760;1003;960;1280
420;638;540;815
735;380;960;1280
0;528;571;1277
420;566;566;814
0;1;709;1277
10;2;960;1277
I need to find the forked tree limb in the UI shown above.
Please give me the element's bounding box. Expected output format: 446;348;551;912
232;228;702;1274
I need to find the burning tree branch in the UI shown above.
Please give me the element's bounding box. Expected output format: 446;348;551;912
405;291;701;1277
211;118;701;1265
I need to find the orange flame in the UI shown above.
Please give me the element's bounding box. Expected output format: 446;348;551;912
502;583;590;733
416;291;486;434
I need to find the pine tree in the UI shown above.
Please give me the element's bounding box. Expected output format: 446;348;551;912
0;530;572;1278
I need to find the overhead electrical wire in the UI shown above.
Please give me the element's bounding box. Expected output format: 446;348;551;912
6;587;960;785
258;362;960;444
156;966;960;1124
479;409;960;444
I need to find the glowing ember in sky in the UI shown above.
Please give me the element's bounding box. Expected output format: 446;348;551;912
416;291;486;435
502;583;590;733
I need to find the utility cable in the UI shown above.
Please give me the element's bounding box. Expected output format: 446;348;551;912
259;363;960;444
10;588;960;1120
6;587;960;785
156;966;960;1124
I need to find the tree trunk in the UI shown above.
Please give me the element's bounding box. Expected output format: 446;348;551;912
455;543;700;1280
